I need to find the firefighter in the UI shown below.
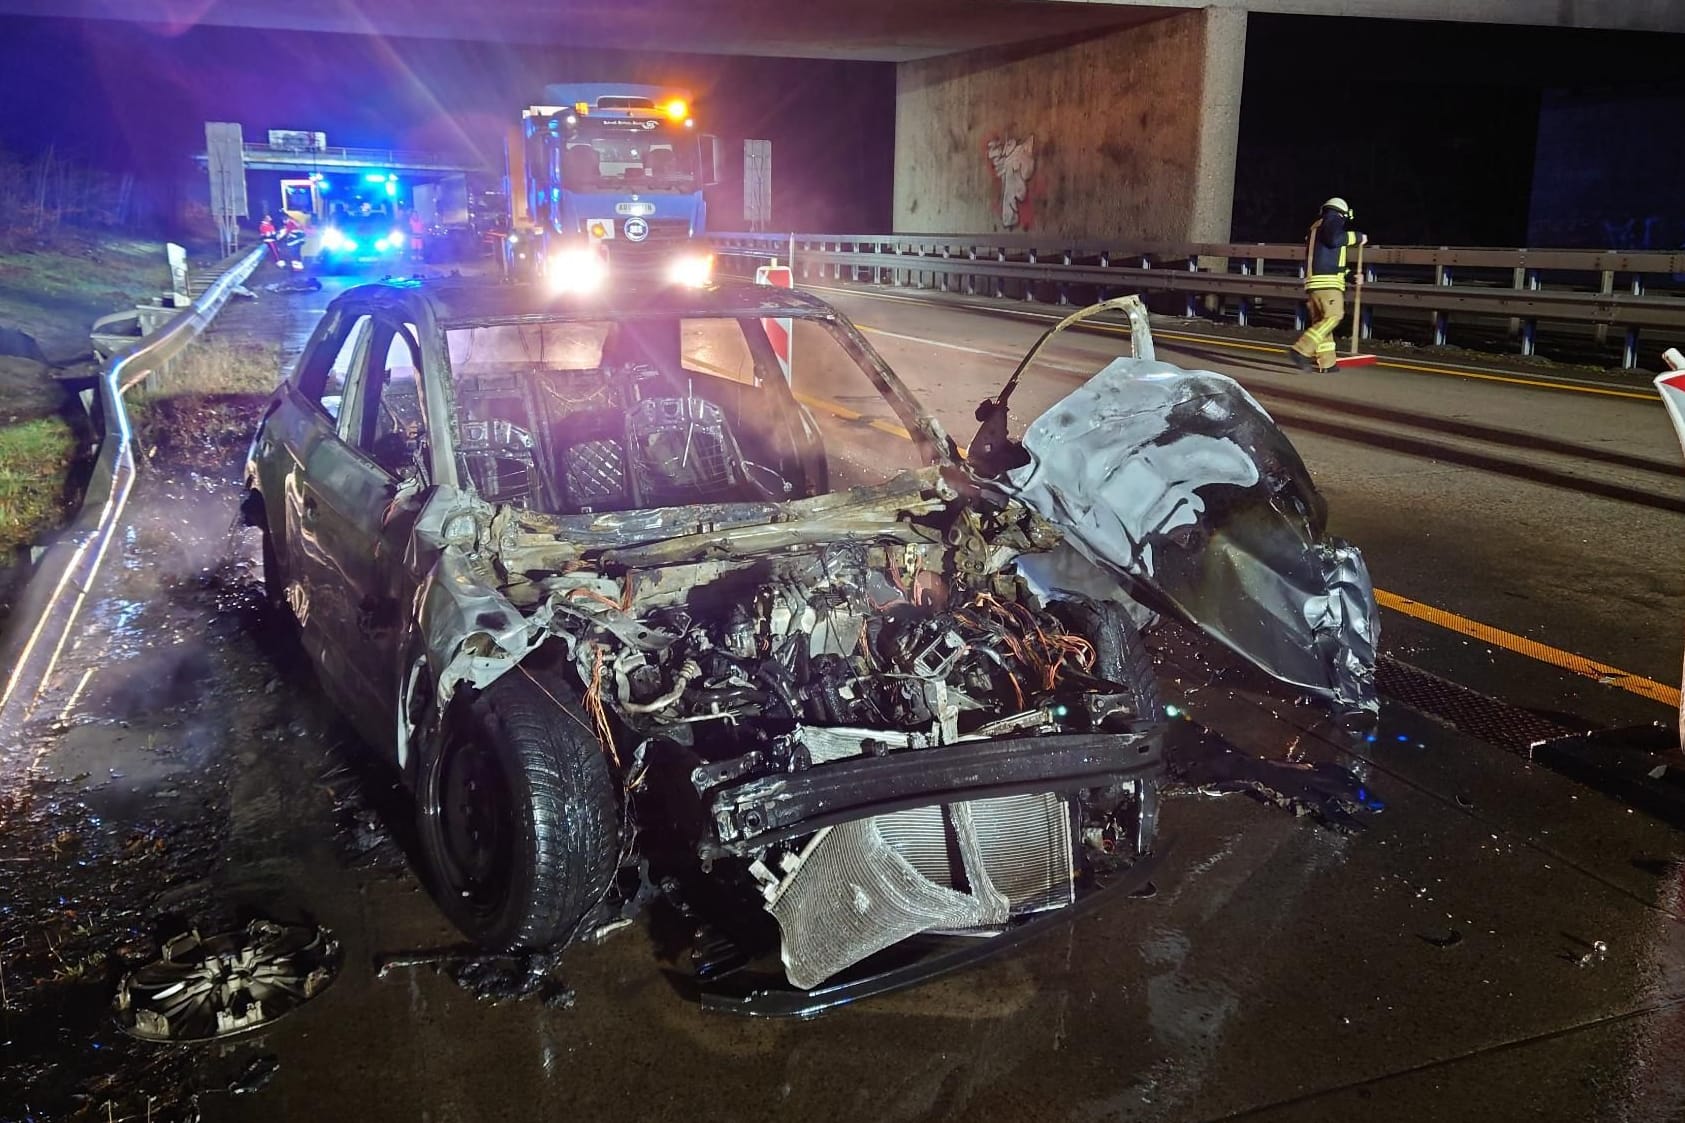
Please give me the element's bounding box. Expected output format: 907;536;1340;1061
1290;197;1367;373
258;214;280;265
408;209;426;263
277;215;306;271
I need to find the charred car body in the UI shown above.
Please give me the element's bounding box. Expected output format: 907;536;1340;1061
242;280;1376;1013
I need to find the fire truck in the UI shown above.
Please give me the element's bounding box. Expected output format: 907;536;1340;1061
506;84;721;288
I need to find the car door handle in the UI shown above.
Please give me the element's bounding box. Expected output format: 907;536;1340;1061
302;496;319;524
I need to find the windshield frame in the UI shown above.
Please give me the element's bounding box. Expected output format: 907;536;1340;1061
431;303;958;516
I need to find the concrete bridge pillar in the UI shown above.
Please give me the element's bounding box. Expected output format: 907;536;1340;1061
893;8;1246;243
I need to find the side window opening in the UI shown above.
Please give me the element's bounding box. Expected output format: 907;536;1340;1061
313;314;373;421
359;322;429;482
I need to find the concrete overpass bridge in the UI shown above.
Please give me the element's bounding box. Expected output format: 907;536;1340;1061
229;141;487;175
7;0;1681;244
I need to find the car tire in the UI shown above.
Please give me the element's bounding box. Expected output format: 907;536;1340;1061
417;671;620;950
1050;596;1160;721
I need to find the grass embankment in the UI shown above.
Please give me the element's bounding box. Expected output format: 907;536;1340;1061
0;415;75;559
0;232;168;358
131;336;283;472
0;230;286;624
0;330;282;621
0;232;167;582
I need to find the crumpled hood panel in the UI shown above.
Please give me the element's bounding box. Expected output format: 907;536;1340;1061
1002;356;1379;712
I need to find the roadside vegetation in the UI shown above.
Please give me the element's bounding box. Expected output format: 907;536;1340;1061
131;336;285;471
0;145;178;619
0;415;76;558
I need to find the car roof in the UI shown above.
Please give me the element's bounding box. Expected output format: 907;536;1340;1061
334;278;842;328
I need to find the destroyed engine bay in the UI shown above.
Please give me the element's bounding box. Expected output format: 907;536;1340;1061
585;541;1140;746
508;490;1166;1007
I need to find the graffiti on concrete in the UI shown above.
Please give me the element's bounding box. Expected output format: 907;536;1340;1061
985;136;1037;230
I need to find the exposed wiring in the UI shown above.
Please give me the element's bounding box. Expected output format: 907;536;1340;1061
583;647;619;766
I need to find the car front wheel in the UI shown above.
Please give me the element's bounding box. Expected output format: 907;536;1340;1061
416;671;620;950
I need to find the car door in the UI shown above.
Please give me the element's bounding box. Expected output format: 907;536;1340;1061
308;315;435;750
271;305;375;706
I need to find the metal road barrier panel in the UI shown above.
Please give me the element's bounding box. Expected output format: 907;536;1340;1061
710;232;1685;370
0;245;267;756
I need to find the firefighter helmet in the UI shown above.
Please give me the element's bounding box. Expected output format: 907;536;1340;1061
1322;197;1353;218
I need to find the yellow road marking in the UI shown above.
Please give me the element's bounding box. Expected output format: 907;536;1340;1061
792;388;916;441
1154;329;1284;357
1375;589;1681;708
1360;358;1655;401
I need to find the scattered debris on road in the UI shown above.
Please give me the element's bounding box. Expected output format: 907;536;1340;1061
228;1053;281;1095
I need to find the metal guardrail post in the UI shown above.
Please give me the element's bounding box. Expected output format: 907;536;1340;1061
1237;262;1251;326
1185;255;1198;319
1432;263;1451;346
1521;268;1541;356
1625;274;1646;369
1361;263;1375;342
1508;266;1525;338
1025;247;1037;303
1596;270;1615;346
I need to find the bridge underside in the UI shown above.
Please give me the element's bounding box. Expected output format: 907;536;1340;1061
0;0;1678;60
13;0;1676;247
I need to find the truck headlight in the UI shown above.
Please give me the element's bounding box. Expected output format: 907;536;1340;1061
548;247;607;295
667;253;714;288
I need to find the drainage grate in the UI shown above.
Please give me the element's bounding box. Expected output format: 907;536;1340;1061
1377;655;1577;752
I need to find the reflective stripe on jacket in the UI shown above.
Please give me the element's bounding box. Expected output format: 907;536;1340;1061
1305;210;1360;292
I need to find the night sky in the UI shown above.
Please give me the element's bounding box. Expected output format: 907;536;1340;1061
0;12;1679;246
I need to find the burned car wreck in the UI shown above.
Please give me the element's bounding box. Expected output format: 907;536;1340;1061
242;280;1375;1014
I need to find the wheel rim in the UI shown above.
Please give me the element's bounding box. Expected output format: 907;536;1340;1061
429;737;515;917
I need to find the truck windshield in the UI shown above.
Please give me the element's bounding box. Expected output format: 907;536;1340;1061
562;121;697;193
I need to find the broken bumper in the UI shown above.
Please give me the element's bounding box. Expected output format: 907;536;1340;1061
697;842;1167;1018
697;726;1167;861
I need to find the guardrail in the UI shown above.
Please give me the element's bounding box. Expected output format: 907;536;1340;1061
0;245;267;753
710;232;1685;370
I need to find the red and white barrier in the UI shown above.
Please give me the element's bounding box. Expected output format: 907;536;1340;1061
755;263;793;382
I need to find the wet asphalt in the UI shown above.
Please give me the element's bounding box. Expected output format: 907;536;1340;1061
2;265;1682;1121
